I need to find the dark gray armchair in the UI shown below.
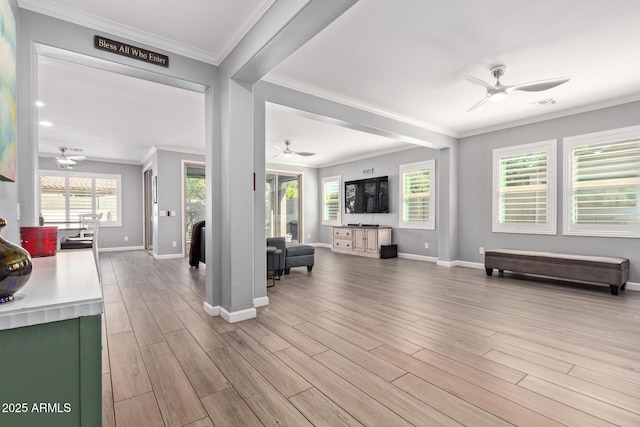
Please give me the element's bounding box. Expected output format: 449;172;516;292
267;237;286;275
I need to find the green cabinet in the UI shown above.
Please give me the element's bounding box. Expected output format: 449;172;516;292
0;315;102;426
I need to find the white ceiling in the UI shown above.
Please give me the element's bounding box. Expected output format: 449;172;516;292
27;0;640;166
37;56;206;164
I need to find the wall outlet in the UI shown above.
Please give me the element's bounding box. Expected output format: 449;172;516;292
172;241;177;247
170;210;176;216
424;242;429;249
307;234;311;239
479;247;485;254
124;236;128;241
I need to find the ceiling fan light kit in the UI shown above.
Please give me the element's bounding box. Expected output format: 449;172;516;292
465;64;570;111
55;147;86;165
273;139;316;159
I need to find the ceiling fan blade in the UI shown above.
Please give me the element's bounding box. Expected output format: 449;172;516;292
272;152;282;158
466;96;491;112
273;145;285;152
464;75;494;90
56;157;77;165
507;77;570;93
68;155;86;161
293;151;316;157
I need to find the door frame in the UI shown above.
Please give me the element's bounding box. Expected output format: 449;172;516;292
142;163;154;252
265;169;304;243
182;160;206;257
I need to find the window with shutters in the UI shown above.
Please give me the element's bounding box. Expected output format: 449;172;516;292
492;140;557;234
39;171;122;226
322;175;341;226
564;126;640;237
399;160;435;229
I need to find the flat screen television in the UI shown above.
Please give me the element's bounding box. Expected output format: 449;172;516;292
345;176;389;214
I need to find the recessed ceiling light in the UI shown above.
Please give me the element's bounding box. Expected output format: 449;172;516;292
35;101;45;107
39;121;53;127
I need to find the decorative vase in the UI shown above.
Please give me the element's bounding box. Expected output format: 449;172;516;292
0;218;33;304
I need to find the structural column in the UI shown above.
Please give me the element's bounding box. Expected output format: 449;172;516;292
204;0;360;322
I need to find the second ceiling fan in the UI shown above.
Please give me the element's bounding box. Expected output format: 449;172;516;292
56;147;86;165
273;139;316;158
465;64;570;112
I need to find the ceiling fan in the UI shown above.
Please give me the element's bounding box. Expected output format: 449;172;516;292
273;139;316;158
465;65;570;112
56;147;86;165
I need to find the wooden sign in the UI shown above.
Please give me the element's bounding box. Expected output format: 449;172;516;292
94;35;169;68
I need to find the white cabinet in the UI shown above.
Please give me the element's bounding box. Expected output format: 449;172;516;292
332;227;354;252
332;226;391;258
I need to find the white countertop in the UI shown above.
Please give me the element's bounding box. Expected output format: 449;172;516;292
0;250;103;331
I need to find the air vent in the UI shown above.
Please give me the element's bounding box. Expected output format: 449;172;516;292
362;168;374;175
531;97;558;107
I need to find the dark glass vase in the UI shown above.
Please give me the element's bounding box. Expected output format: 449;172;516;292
0;218;33;304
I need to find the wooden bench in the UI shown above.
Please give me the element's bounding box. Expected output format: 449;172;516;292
484;249;630;295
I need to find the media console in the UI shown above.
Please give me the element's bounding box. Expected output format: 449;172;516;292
332;225;391;258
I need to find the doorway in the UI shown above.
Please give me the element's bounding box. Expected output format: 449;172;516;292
183;162;206;254
35;44;209;257
265;171;302;243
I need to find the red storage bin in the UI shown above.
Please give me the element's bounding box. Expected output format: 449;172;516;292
20;226;58;257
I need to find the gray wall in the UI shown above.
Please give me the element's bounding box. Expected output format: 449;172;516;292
458;100;640;282
319;146;440;257
39;157;143;249
266;162;319;244
152;150;205;257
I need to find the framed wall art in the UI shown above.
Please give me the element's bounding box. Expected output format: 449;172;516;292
0;0;17;182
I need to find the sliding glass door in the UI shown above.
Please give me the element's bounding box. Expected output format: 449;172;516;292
184;164;206;252
265;171;302;242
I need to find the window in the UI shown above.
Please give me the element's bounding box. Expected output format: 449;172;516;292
39;171;122;226
399;160;435;229
493;140;556;234
322;175;341;226
564;125;640;238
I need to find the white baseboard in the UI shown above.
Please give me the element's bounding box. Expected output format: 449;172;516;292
99;246;145;252
254;296;269;307
312;242;332;249
203;301;220;316
153;253;184;260
625;282;640;292
453;260;484;269
220;306;257;323
398;253;437;263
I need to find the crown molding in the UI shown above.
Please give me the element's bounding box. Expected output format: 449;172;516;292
458;93;640;138
154;145;205;156
18;0;263;65
214;0;276;65
263;73;457;138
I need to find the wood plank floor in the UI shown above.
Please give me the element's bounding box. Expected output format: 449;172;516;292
100;248;640;426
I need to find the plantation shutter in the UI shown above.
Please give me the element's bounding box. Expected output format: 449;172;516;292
403;167;431;222
572;139;640;226
68;176;94;222
40;175;67;223
324;179;340;221
96;178;118;222
498;151;548;224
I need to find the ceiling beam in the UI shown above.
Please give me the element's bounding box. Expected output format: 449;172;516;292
228;0;358;84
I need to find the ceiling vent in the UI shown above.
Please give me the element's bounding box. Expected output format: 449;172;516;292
531;97;558;107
